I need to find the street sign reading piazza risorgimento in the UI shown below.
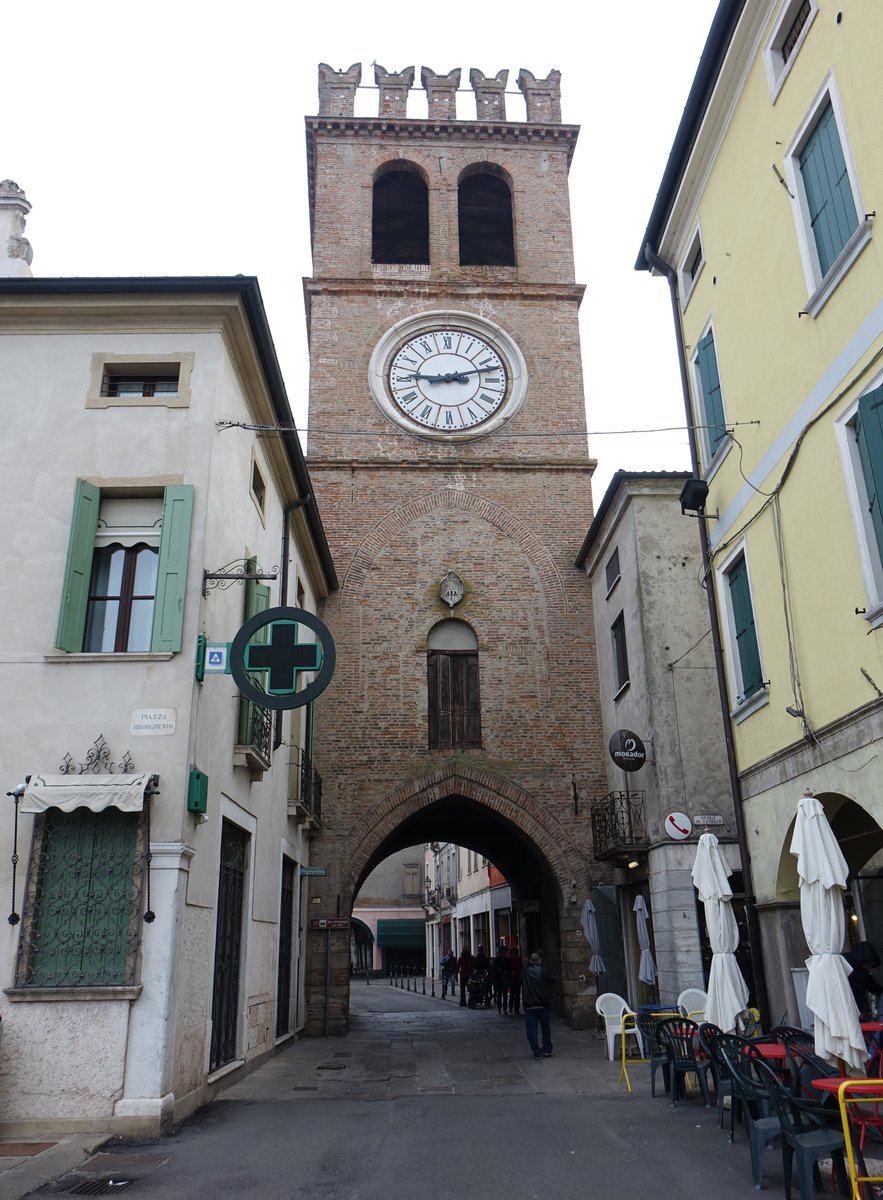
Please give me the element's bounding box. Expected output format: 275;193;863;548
230;606;336;710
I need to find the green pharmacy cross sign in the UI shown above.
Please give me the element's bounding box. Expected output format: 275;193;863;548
230;606;336;711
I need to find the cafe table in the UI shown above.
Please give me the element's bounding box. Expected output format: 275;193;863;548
811;1076;883;1150
751;1041;788;1061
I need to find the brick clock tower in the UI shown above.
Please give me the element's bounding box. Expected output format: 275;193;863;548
303;63;607;1031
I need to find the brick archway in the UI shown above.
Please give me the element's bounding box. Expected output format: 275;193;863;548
341;761;591;901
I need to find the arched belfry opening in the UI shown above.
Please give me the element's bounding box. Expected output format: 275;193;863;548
371;163;429;265
458;165;515;266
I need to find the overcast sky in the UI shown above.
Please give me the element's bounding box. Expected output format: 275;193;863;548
5;0;719;503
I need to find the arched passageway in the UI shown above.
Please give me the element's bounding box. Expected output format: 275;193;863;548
304;767;598;1035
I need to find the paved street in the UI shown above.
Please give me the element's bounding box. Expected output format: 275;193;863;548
4;984;852;1198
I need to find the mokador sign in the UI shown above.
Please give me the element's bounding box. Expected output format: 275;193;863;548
608;729;647;773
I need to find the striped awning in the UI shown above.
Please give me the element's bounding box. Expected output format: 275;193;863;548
375;918;426;947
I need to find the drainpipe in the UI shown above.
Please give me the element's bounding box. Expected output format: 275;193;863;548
274;493;313;750
643;242;771;1029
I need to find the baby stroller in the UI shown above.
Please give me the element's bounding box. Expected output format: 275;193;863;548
467;969;492;1008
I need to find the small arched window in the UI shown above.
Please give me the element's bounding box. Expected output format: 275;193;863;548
427;620;481;749
458;172;515;266
372;168;429;265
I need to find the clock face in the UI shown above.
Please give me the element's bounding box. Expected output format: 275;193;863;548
388;328;509;432
368;310;528;442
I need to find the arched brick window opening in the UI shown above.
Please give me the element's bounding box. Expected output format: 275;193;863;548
458;170;515;266
372;167;429;265
427;620;481;749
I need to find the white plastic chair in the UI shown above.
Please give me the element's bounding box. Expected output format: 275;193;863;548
677;987;708;1020
596;992;641;1061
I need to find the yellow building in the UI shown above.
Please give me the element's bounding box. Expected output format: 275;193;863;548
638;0;883;1022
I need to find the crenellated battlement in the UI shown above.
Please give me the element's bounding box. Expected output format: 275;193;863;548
316;62;563;123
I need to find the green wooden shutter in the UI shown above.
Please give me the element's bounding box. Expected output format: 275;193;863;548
799;103;858;276
855;385;883;566
696;331;727;454
728;555;763;698
150;485;194;653
55;479;101;652
238;561;271;744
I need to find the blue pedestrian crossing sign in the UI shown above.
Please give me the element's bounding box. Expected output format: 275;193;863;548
229;607;336;711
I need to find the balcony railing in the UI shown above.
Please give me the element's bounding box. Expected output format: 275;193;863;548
234;685;272;776
288;747;322;827
591;790;648;861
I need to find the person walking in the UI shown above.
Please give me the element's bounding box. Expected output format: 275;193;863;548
521;951;554;1060
492;943;508;1013
456;946;475;1008
440;949;456;999
506;945;523;1014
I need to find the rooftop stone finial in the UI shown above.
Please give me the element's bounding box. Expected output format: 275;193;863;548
421;66;461;120
517;69;562;123
374;64;415;117
469;69;508;121
0;180;33;278
317;63;362;117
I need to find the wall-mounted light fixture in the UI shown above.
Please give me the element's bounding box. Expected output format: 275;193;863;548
678;477;718;519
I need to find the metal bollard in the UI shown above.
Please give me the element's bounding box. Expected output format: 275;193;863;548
389;966;393;986
366;967;370;986
430;969;435;998
422;973;426;995
406;967;412;992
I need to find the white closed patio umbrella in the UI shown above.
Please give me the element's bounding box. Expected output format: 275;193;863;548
790;790;866;1072
634;895;657;986
691;833;749;1032
580;897;606;975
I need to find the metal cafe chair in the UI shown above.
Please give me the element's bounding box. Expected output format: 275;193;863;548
656;1017;713;1108
751;1058;851;1200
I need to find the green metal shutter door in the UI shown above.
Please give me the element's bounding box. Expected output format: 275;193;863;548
26;808;139;986
55;478;101;652
696;332;726;453
799;103;858;276
150;485;194;653
855;385;883;566
728;556;763;698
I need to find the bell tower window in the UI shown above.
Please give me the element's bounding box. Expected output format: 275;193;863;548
458;170;515;266
372;167;429;265
427;619;481;749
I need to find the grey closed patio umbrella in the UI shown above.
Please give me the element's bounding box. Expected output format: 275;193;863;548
634;895;657;987
580;897;606;975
